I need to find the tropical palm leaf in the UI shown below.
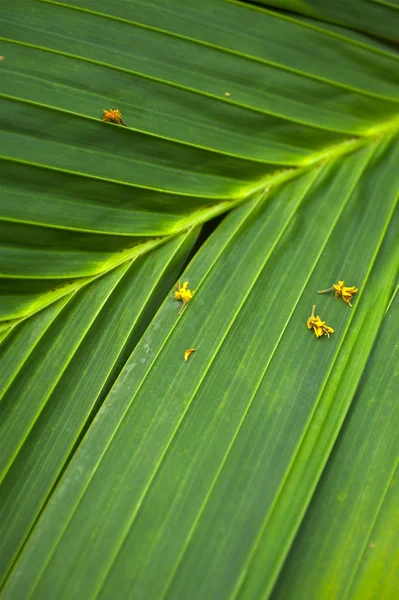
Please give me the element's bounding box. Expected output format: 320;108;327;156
0;0;398;598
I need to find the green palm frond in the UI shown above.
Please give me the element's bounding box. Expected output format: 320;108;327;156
0;1;398;598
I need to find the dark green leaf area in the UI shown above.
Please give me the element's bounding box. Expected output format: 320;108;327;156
1;98;277;197
2;42;358;162
0;161;217;235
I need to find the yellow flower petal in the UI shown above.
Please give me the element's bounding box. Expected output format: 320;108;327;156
184;348;196;362
333;280;358;305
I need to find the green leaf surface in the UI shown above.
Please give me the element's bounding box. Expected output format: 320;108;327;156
0;234;175;321
1;1;399;598
272;290;399;599
350;465;399;600
0;228;198;584
0;296;70;401
2;132;398;598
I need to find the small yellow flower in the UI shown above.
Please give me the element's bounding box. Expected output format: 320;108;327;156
318;280;358;307
307;305;334;338
333;281;358;306
174;281;195;314
184;348;196;362
102;108;128;126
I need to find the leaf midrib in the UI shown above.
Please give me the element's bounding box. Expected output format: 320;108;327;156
2;125;397;327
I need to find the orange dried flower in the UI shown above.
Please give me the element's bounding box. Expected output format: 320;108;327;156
102;108;128;126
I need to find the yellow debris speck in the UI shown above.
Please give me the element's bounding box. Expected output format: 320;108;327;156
184;348;196;362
